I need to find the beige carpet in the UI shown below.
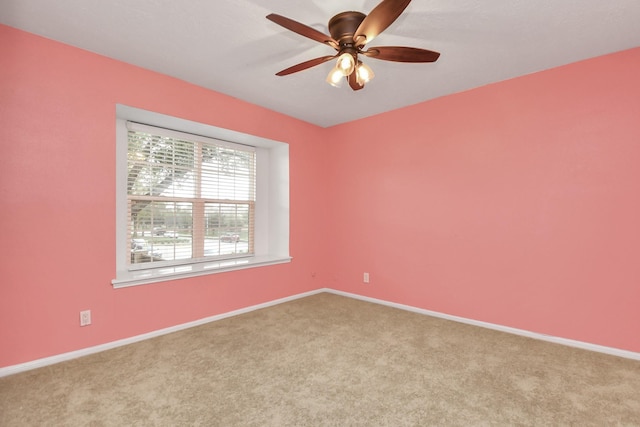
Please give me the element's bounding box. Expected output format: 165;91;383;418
1;292;639;426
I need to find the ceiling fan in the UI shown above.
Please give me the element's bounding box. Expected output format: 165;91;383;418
266;0;440;91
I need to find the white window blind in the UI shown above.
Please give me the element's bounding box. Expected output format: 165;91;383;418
126;122;256;269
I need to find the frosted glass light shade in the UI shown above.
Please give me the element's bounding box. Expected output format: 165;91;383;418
336;53;355;76
356;62;375;85
326;66;344;87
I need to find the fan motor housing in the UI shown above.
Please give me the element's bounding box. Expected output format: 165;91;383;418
328;11;366;45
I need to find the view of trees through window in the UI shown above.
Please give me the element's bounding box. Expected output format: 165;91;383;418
127;124;255;266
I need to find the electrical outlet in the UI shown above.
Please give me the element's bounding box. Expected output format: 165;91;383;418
80;310;91;326
363;272;370;283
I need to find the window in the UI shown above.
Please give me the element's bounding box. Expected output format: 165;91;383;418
113;105;290;288
127;122;256;265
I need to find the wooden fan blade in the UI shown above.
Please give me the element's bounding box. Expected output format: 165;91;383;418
362;46;440;62
276;55;337;76
354;0;412;46
267;14;338;49
348;70;365;91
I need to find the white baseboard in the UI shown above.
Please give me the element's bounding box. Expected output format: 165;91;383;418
325;289;640;361
0;289;325;378
2;287;638;378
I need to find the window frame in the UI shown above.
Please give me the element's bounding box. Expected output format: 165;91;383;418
113;105;291;288
126;122;257;267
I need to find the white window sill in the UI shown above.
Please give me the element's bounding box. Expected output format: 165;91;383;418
112;255;292;289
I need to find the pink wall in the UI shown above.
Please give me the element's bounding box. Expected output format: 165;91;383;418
0;25;329;368
2;23;639;369
325;47;640;353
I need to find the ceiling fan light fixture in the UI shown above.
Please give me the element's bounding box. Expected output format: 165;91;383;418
267;0;441;92
336;52;356;76
356;61;374;85
326;66;345;87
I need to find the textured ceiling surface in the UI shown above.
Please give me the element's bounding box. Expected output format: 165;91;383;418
1;0;639;127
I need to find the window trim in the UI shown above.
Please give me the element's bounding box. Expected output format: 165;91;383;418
113;105;291;288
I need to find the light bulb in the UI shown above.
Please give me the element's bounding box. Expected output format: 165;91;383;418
356;62;375;85
326;66;344;87
336;53;355;76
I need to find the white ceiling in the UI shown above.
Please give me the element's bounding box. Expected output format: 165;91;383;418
1;0;639;127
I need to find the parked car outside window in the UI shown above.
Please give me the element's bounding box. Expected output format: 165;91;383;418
220;233;240;243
